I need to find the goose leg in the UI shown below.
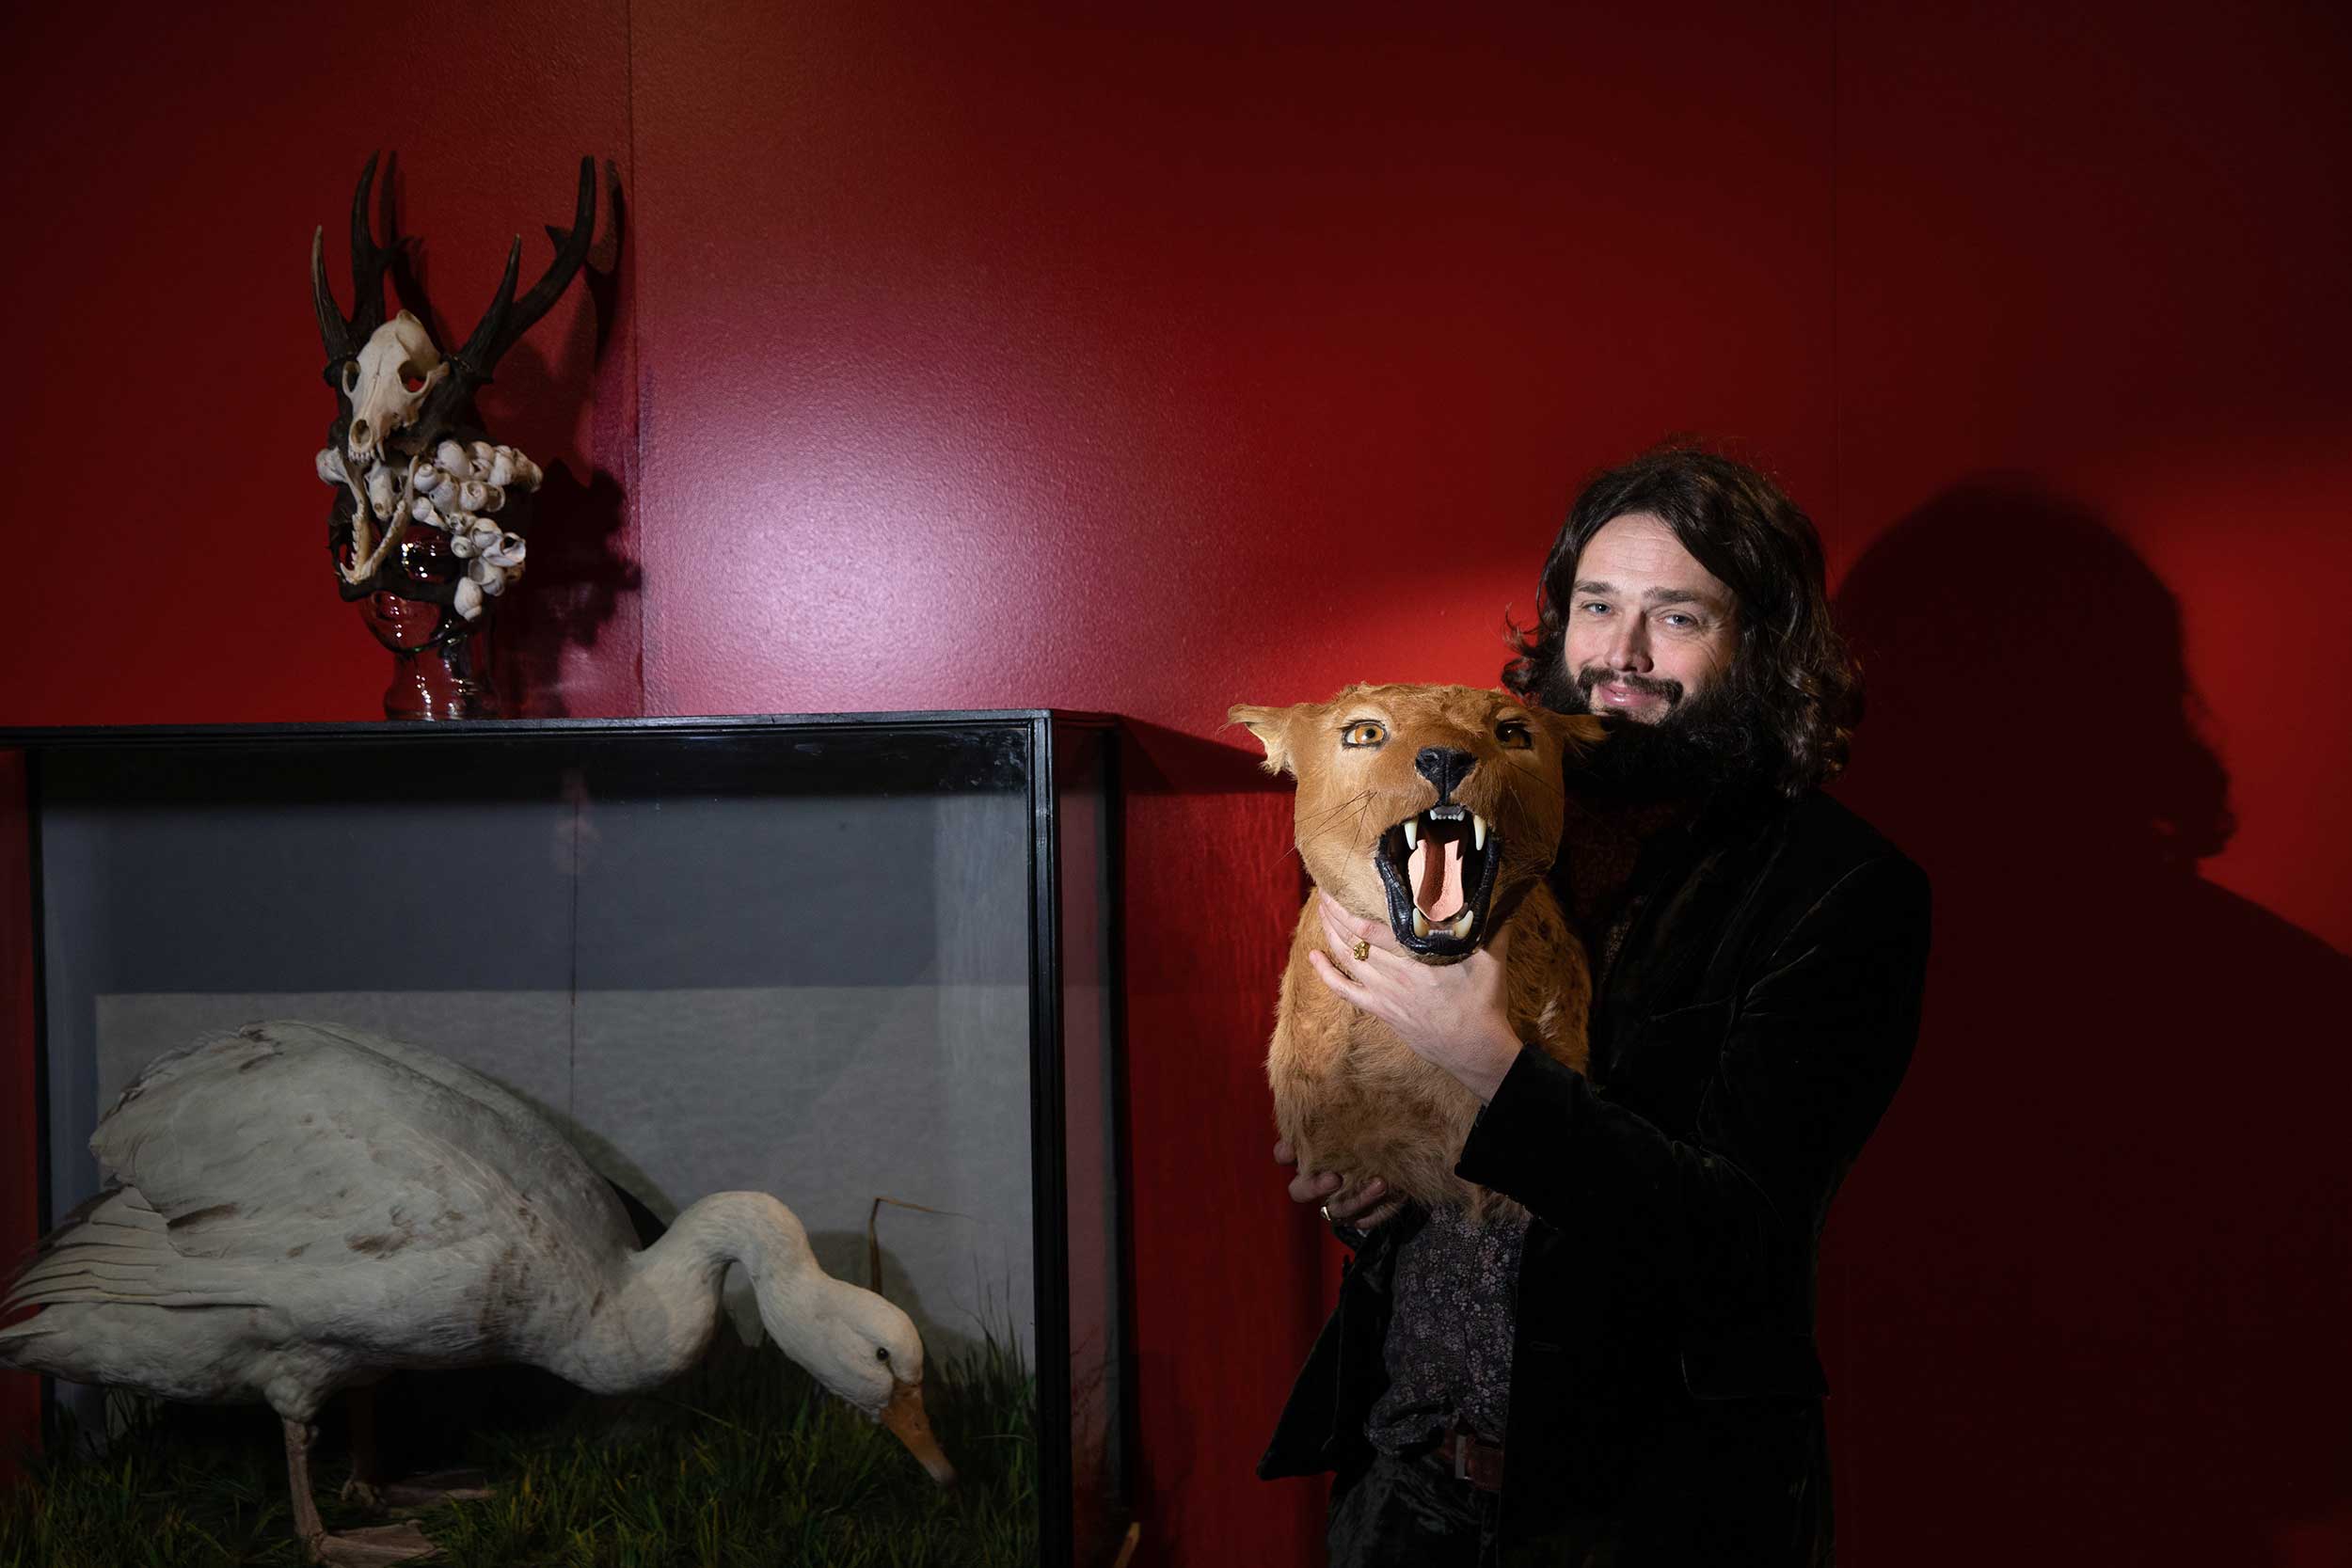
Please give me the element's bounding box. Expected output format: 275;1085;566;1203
339;1386;382;1508
281;1413;440;1566
284;1418;331;1558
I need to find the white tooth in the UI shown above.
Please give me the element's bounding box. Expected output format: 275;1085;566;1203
1472;814;1487;852
1402;817;1419;851
1452;911;1475;940
1412;909;1431;939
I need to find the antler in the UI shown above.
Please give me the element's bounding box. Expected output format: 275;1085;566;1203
310;151;400;374
448;156;597;389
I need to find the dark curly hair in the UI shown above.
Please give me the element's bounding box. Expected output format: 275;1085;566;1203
1502;446;1861;798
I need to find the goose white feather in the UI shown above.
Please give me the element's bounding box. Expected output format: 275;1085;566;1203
0;1021;954;1563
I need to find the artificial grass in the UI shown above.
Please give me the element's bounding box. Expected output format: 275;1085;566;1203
0;1330;1036;1568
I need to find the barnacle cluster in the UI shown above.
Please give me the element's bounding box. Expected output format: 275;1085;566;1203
406;440;544;620
315;437;544;621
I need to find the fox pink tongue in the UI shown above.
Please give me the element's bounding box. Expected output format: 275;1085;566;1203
1407;839;1466;921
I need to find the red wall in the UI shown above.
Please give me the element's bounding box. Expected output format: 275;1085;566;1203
1826;8;2352;1563
4;4;2348;1562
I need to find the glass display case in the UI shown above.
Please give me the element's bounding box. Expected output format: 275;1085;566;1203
0;712;1126;1567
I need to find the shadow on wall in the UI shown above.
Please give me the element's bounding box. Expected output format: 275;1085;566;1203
494;454;637;718
488;162;638;719
1826;482;2352;1567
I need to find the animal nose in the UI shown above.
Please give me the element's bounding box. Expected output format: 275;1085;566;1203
1415;747;1476;800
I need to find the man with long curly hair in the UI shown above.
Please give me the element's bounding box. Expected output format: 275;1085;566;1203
1263;447;1931;1565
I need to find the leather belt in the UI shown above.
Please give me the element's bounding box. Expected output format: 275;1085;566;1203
1444;1430;1505;1495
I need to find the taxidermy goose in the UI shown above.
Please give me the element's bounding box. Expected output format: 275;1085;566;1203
0;1021;955;1567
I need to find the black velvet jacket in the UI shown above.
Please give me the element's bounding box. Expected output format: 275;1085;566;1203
1260;789;1931;1565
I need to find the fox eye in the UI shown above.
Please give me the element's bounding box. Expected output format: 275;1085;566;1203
1342;721;1387;748
1496;721;1533;749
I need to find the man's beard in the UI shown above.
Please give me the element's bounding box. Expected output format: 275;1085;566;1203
1535;659;1776;803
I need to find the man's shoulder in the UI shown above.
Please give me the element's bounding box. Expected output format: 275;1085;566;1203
1740;789;1929;928
1781;790;1918;880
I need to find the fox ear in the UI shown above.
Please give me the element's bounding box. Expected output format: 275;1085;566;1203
1227;703;1301;776
1542;712;1613;753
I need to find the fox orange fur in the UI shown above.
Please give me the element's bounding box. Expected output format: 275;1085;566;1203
1231;684;1604;1213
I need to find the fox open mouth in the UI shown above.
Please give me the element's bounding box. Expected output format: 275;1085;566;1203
1373;804;1502;961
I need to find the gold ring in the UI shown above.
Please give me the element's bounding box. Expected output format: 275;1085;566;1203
1352;940;1371;963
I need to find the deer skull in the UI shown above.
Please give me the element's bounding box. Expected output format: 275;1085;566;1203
311;153;595;651
341;310;447;464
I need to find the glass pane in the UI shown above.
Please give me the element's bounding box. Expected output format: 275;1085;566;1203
34;724;1043;1468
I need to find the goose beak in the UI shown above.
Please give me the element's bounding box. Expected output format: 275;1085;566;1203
880;1377;957;1486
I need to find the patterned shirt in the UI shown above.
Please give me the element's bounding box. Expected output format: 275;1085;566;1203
1365;1201;1534;1453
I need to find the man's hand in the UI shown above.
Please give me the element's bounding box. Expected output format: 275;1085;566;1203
1275;1138;1406;1231
1306;890;1524;1102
